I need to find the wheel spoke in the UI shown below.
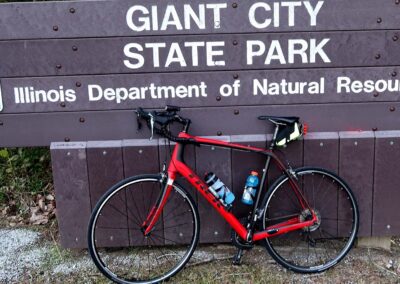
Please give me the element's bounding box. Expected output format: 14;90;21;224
107;202;141;227
154;222;190;232
163;210;191;223
263;169;358;273
129;188;146;225
266;212;299;221
88;177;199;283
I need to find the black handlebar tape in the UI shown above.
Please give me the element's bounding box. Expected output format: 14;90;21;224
136;108;151;119
165;105;181;112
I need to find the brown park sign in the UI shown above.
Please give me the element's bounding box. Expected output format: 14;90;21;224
0;0;399;146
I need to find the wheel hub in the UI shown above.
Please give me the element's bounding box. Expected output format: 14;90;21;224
299;209;321;232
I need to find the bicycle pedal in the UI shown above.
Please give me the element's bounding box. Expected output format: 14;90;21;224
232;249;244;266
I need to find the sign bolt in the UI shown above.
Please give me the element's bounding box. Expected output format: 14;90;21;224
0;121;3;126
232;40;238;46
232;3;238;8
392;71;397;77
377;17;382;23
393;35;399;41
53;25;59;31
233;74;239;79
373;92;379;97
79;117;85;123
72;46;78;51
396;0;400;5
64;137;70;142
216;96;221;101
60;102;66;108
234;110;240;115
372;127;378;131
375;54;381;60
76;82;82;87
69;8;76;14
390;106;396;112
56;64;62;70
217;131;222;136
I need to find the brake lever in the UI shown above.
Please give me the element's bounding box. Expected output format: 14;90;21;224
149;113;155;140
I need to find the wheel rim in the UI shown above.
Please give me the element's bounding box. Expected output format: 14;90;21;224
89;178;198;283
263;169;358;272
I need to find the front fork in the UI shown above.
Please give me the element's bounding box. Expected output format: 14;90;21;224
141;173;174;236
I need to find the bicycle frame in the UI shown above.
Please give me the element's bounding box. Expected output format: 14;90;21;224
142;132;317;243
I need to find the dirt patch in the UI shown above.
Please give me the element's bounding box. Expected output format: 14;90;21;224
0;227;399;283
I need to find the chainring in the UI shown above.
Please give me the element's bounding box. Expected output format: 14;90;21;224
231;217;254;250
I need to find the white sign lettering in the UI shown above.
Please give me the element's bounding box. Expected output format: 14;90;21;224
253;78;325;96
123;2;331;71
88;82;208;103
123;41;226;69
337;77;400;93
126;4;227;32
247;38;331;65
248;1;324;28
13;86;76;104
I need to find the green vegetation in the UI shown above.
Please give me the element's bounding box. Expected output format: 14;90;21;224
0;148;52;214
0;0;62;213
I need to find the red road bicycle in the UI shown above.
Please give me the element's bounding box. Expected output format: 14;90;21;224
88;106;359;284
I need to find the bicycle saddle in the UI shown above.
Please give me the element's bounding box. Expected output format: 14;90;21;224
258;116;299;125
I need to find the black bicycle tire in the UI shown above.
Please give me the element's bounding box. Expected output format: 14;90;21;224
261;167;359;273
87;174;200;284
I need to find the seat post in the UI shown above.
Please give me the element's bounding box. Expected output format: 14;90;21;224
268;124;280;150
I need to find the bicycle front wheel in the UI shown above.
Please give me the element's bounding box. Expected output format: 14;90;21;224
88;175;200;284
262;167;359;273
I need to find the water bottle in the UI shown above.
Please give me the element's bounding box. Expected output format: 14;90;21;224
241;171;259;205
204;172;235;206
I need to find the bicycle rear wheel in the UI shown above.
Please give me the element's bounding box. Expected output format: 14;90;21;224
262;167;359;273
88;175;200;284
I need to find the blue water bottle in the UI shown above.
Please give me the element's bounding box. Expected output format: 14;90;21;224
241;171;259;205
205;172;235;206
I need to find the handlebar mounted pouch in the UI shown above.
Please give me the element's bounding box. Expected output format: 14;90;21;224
275;122;303;147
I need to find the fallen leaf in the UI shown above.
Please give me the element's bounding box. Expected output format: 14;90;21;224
29;213;48;225
45;194;55;201
30;206;40;214
38;198;45;211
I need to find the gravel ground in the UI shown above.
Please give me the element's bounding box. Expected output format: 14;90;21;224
0;227;399;283
0;229;44;282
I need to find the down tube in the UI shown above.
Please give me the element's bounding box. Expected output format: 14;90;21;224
174;160;248;241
